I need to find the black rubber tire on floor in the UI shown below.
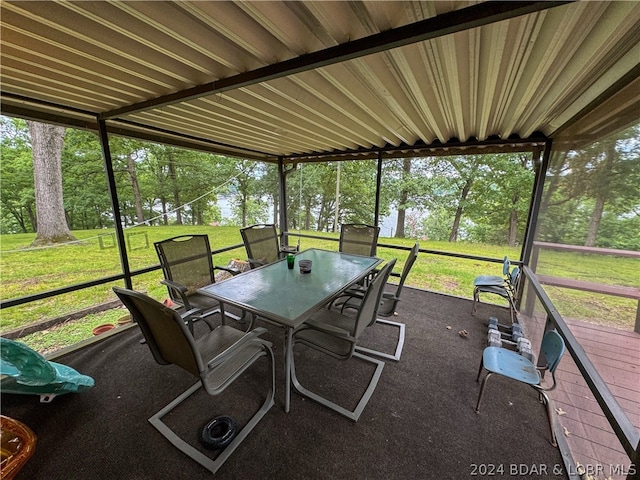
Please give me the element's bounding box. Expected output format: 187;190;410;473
200;416;238;450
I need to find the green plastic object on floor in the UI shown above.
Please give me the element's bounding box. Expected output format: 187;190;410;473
0;337;95;403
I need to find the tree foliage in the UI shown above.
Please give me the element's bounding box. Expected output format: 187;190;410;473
537;124;640;249
1;117;638;250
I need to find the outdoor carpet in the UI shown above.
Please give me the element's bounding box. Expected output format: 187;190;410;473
1;287;568;480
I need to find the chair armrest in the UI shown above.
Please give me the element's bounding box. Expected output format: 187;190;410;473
206;327;271;369
344;287;366;298
178;308;206;332
180;308;201;320
280;245;299;254
214;265;241;276
302;319;354;340
247;258;268;268
161;279;191;308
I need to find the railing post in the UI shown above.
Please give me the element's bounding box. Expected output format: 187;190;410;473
524;242;541;316
635;301;640;334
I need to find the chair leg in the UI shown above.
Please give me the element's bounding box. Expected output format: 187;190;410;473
475;371;493;413
291;351;385;421
219;305;254;331
476;355;485;382
355;318;405;361
507;295;518;324
148;349;275;475
471;287;479;316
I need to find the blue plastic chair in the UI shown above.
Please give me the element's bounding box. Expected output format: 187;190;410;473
0;337;95;403
472;258;520;323
475;330;565;446
473;256;511;287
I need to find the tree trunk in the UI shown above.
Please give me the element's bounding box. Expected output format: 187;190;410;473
585;140;615;247
508;182;520;246
585;196;605;247
449;178;473;242
508;204;518;246
304;199;312;230
161;199;169;225
127;153;145;224
168;153;182;225
241;192;248;227
27;121;77;246
395;158;411;238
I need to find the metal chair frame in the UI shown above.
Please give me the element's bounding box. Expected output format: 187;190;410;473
471;261;521;324
290;260;395;421
113;287;275;475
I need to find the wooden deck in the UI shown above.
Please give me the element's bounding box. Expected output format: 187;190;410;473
523;315;640;479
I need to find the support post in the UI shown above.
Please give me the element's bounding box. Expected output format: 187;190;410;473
374;151;382;227
97;117;132;289
522;140;551;316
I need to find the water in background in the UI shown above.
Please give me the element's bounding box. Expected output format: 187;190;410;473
217;194;412;238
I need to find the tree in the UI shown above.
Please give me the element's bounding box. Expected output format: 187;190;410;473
395;158;411;238
465;153;534;246
62;129;113;229
231;160;266;227
537;124;640;248
0;117;35;233
583;135;638;247
27;121;76;245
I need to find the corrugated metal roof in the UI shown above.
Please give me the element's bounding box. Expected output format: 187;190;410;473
1;1;639;161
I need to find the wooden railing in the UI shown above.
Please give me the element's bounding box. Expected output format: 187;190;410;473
530;242;640;333
524;267;639;479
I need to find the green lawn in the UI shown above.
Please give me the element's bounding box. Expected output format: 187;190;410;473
1;225;637;354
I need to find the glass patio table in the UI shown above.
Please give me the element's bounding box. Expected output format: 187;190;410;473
198;248;382;412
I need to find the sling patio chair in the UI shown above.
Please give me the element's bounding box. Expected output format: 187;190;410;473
339;223;380;257
154;234;248;332
113;287;275;475
240;223;298;269
290;259;395;421
336;243;419;361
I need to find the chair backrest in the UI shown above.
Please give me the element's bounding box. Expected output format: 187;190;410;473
394;242;419;298
502;256;511;276
379;243;418;315
354;259;396;336
540;330;565;373
507;266;521;294
113;287;203;377
240;224;281;267
154;235;215;296
339;223;380;257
